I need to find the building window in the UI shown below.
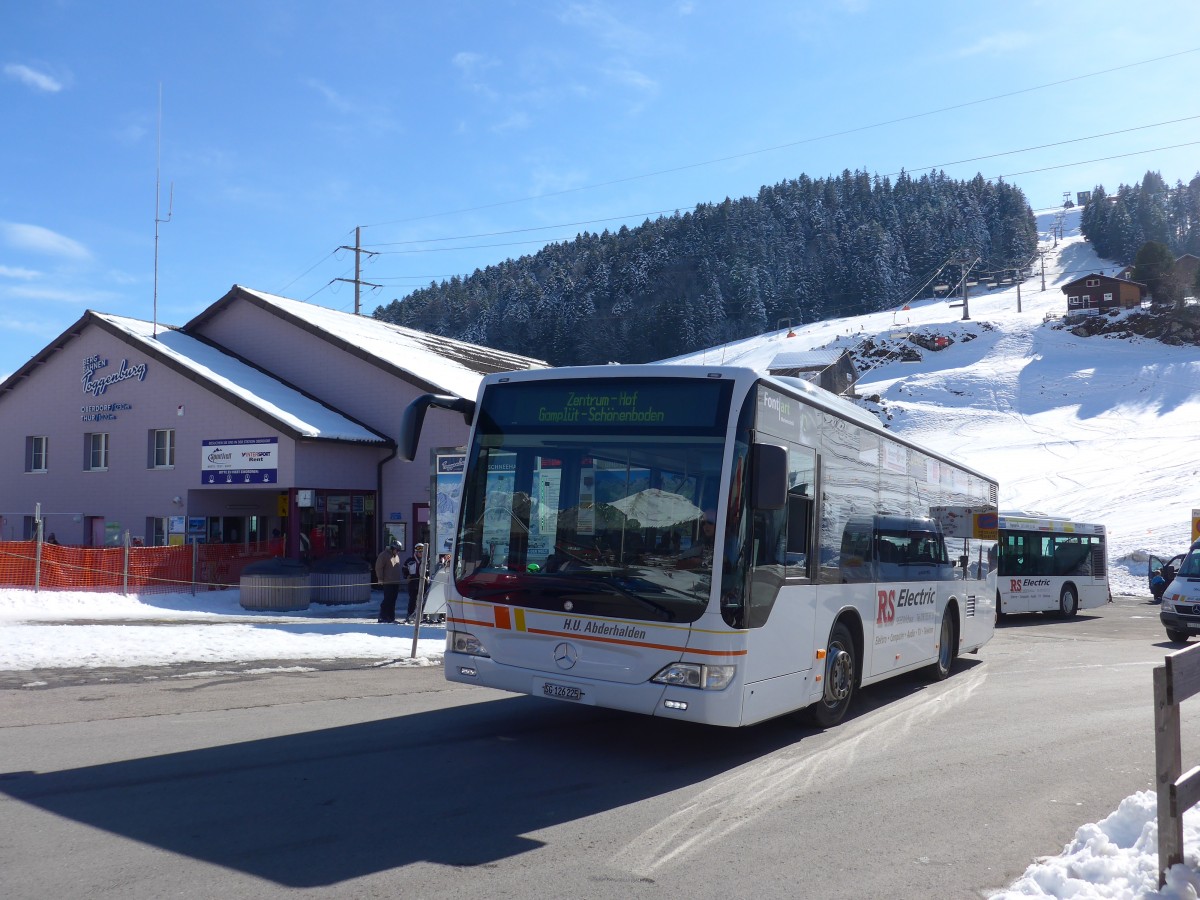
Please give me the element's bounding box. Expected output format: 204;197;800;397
25;435;48;473
86;432;109;471
1104;292;1113;305
147;517;168;546
151;428;176;468
1068;295;1080;307
1086;278;1099;287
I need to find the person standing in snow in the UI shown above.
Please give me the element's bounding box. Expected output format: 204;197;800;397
403;543;428;624
374;539;404;623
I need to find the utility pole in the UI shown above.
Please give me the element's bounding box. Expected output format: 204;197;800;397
1015;268;1023;313
959;253;979;321
153;83;173;337
336;226;381;314
1039;249;1047;291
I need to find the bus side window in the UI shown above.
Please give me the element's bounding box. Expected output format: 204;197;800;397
786;492;812;576
785;445;816;580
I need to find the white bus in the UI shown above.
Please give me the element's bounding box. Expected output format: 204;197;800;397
994;513;1108;618
402;366;998;727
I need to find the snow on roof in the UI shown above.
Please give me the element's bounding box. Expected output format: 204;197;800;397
768;349;844;370
96;313;386;443
228;287;548;399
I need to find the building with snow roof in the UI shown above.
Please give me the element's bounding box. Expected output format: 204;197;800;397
766;349;859;397
0;288;545;558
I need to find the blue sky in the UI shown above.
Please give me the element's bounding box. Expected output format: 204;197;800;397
3;0;1198;378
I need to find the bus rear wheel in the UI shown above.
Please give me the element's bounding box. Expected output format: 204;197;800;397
1059;586;1079;617
808;622;856;728
929;607;957;681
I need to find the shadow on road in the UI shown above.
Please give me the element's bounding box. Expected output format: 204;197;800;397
0;652;987;888
0;691;807;886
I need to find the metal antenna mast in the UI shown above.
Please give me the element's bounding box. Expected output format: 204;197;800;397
153;83;173;337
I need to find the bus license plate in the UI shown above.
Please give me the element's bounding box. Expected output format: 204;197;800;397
542;682;582;702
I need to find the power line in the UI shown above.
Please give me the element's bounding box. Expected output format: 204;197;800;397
359;120;1199;258
360;47;1200;229
282;57;1200;300
367;207;687;248
994;141;1200;180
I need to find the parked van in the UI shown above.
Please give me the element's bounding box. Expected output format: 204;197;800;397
1160;539;1200;643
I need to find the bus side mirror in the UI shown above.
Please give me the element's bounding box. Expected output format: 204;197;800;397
751;442;787;510
400;394;475;462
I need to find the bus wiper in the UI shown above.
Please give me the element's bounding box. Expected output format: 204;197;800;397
596;574;676;621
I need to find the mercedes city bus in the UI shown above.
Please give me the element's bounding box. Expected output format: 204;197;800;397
402;365;998;727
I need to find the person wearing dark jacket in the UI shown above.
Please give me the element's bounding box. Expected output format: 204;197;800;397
374;540;404;623
403;543;429;624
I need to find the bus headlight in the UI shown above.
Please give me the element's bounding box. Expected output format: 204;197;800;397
449;630;490;657
651;662;735;690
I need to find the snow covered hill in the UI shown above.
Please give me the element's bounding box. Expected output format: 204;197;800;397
664;207;1200;595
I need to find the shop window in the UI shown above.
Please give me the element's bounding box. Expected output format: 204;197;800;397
86;432;109;471
149;428;175;468
147;517;168;546
25;435;48;473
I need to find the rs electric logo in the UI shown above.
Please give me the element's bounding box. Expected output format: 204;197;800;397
1010;578;1052;592
876;587;937;624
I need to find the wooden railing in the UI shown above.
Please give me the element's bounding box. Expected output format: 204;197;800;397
1154;642;1200;885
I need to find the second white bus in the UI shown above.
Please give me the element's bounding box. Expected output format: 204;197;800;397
995;513;1109;618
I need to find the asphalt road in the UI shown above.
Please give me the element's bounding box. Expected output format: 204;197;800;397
0;594;1192;899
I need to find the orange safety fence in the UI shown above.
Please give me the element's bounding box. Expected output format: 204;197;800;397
0;541;276;594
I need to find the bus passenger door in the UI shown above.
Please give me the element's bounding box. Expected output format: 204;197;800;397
743;444;817;684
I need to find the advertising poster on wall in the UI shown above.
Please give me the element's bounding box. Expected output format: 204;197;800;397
201;437;279;485
433;451;465;555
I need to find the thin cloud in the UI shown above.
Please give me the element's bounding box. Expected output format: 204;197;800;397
452;51;500;99
601;63;658;96
559;2;652;55
303;78;356;114
2;284;119;305
0;265;40;280
0;223;91;261
491;111;532;134
956;31;1035;58
4;63;64;92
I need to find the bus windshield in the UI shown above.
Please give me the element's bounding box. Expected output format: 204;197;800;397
454;377;733;623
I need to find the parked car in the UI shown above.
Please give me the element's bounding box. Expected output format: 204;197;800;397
1150;551;1185;602
1159;540;1200;642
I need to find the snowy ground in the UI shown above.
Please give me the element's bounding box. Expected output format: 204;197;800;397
0;586;445;675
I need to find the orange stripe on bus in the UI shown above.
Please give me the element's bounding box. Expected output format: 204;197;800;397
494;606;512;630
524;626;747;657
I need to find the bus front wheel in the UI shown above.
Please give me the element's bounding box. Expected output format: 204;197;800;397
1167;628;1190;644
809;622;856;728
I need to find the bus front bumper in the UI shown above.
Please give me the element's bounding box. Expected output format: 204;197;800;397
444;651;748;726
